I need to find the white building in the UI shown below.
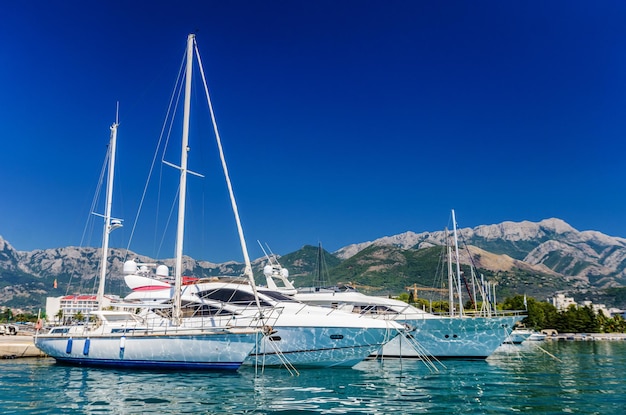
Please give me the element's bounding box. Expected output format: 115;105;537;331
549;293;577;311
582;300;611;317
45;294;118;324
549;294;621;318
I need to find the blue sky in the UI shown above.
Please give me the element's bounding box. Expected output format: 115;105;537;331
1;1;626;263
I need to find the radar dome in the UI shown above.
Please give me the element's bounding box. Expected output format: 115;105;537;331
156;265;169;278
123;260;138;275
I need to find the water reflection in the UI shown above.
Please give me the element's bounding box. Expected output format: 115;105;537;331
1;341;625;414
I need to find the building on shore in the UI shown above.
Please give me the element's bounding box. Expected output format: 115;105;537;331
549;293;624;318
44;294;120;324
549;293;577;311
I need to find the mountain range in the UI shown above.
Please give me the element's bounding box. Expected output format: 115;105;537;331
2;217;626;313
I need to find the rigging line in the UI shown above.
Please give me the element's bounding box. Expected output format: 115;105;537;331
123;50;187;260
80;146;109;247
154;82;185;259
451;220;475;308
254;307;299;375
256;330;300;376
458;231;487;308
73;141;110;297
265;242;280;265
193;39;262;312
379;325;443;372
156;184;181;259
431;242;448;304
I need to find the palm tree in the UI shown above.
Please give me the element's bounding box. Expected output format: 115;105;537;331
74;311;84;323
55;309;64;325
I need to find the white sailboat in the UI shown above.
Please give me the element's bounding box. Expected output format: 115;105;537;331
116;35;404;367
33;34;260;370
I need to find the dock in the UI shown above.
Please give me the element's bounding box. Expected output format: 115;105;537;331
546;333;626;341
0;334;46;358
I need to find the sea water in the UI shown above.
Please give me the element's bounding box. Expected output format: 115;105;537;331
1;341;624;414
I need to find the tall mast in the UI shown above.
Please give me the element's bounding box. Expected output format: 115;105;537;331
452;209;463;317
317;242;323;287
96;109;120;307
172;33;195;325
446;230;454;317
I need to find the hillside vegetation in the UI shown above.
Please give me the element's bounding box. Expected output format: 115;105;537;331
2;217;626;311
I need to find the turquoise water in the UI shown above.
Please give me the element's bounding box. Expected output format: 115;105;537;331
1;341;624;414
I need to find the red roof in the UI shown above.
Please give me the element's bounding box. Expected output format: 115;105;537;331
62;295;97;301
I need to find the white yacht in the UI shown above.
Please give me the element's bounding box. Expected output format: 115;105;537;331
277;282;521;359
261;211;524;359
123;265;403;368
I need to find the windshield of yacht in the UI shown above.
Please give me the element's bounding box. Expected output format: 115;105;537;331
353;305;398;315
257;290;299;302
196;288;273;307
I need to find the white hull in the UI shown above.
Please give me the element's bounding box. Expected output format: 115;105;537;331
249;325;396;368
504;328;533;344
527;332;547;341
377;315;520;359
122;280;404;368
291;290;523;359
35;329;258;370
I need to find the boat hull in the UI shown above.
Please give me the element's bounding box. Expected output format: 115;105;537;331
34;331;258;370
376;315;521;359
504;329;533;344
247;326;397;368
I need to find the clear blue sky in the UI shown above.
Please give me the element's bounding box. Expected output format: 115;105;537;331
1;1;626;263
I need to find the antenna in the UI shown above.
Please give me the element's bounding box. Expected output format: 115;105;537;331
115;101;120;125
256;240;281;266
265;242;282;266
257;240;272;262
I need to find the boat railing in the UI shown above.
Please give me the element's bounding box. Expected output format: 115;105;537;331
429;309;527;318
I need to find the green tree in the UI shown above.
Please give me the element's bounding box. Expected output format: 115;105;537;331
397;292;410;303
407;290;416;304
1;307;14;323
55;309;64;325
74;311;84;323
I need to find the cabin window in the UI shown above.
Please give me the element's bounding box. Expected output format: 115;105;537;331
258;290;298;302
182;303;238;318
196;288;272;307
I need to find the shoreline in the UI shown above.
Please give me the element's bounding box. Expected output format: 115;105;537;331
0;334;46;358
545;332;626;341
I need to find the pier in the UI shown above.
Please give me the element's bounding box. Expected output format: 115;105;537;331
545;333;626;341
0;334;46;358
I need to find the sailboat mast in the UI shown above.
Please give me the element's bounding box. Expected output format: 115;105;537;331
96;118;119;308
172;33;195;325
451;209;464;316
317;242;323;287
446;234;454;317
